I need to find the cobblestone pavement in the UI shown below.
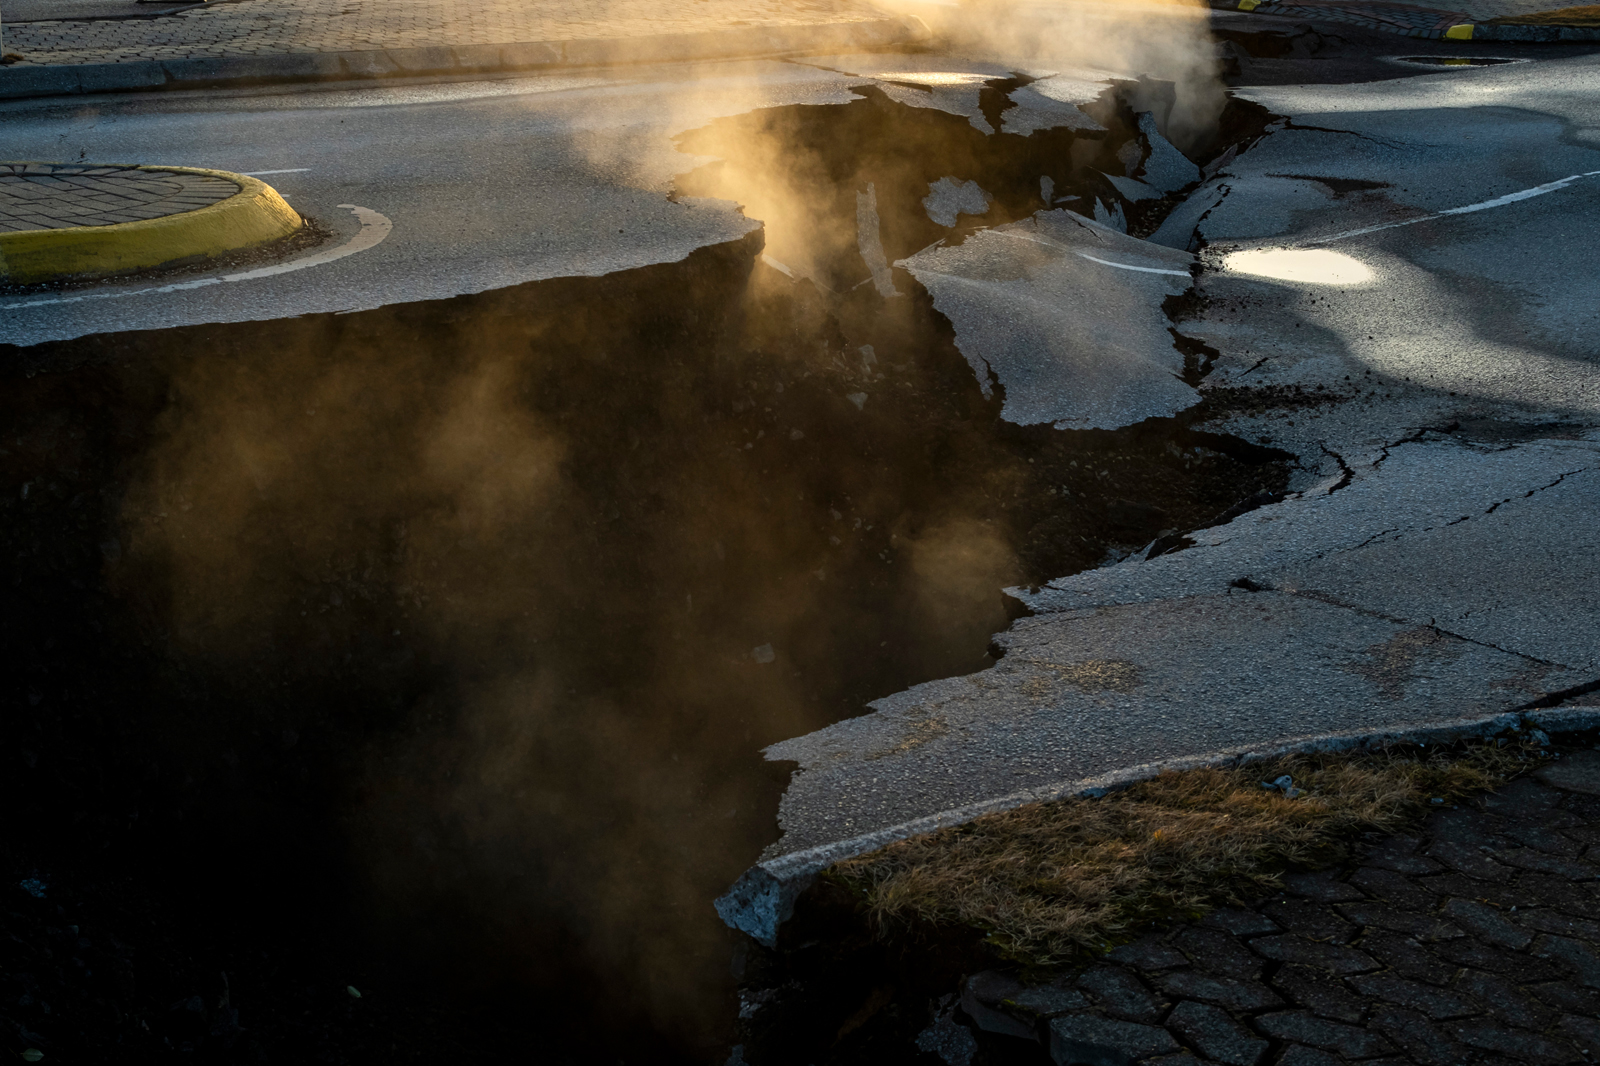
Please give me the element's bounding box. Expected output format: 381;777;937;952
0;163;236;231
1232;0;1483;36
959;749;1600;1066
3;0;884;67
1211;0;1600;36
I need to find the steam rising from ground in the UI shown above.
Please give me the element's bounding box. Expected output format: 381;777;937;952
96;12;1232;1049
877;0;1226;151
107;240;1025;1048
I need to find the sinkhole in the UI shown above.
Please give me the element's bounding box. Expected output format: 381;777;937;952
0;75;1292;1064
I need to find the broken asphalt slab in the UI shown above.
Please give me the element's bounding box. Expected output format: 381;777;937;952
718;49;1600;946
901;209;1199;430
1022;435;1600;677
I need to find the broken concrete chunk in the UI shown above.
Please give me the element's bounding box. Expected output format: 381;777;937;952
1137;112;1201;193
923;177;992;228
899;208;1196;430
1093;198;1129;232
1106;174;1162;205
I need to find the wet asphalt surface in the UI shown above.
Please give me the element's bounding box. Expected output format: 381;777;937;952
2;17;1599;1066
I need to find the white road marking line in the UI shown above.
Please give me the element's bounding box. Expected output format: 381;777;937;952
1306;169;1600;245
225;204;390;282
991;229;1194;276
1;204;392;310
240;168;312;176
1074;251;1192;277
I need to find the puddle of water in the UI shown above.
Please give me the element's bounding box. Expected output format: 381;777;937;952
1222;247;1375;286
0;82;1291;1063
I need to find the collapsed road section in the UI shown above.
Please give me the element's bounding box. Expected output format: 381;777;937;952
0;69;1292;1062
716;36;1600;996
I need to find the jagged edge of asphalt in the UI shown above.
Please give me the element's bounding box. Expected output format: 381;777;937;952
715;703;1600;945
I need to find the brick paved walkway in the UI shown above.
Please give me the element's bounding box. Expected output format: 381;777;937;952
0;164;235;231
3;0;886;67
1216;0;1600;37
959;748;1600;1066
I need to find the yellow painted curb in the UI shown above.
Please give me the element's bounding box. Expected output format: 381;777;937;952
1445;22;1477;37
0;164;302;285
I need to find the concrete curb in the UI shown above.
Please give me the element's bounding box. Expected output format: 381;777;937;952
1452;20;1600;38
715;703;1600;947
0;17;928;101
1218;0;1600;39
0;164;301;284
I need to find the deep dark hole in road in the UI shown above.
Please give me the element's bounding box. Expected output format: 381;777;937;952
0;83;1293;1064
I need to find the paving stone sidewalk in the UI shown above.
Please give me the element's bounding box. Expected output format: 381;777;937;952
956;748;1600;1066
1;0;892;66
0;163;235;231
1211;0;1600;38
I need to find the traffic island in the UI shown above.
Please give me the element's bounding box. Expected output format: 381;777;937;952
0;162;302;285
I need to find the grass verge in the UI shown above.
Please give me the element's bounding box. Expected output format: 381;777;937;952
827;740;1538;967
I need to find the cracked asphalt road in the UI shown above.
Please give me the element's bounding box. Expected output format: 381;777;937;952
724;35;1600;934
953;752;1600;1066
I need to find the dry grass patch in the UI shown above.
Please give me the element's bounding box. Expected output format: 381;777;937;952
828;741;1534;967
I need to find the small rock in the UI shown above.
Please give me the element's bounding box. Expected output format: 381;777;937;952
751;644;775;664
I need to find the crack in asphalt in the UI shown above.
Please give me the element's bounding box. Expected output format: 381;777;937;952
1484;466;1590;514
1186;181;1231;253
1286;588;1575;670
1369;426;1433;471
1516;676;1600;710
1279;118;1410;150
1317;441;1353;492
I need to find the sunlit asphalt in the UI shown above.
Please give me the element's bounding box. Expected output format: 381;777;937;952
0;60;871;347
